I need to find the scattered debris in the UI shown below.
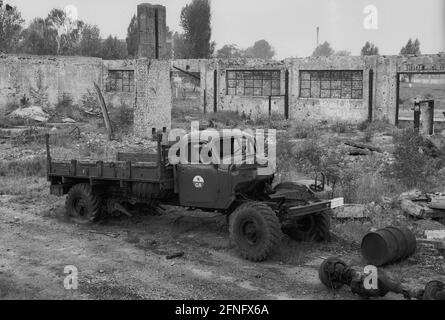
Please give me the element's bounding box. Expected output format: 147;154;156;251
348;148;370;156
62;117;76;123
319;257;445;300
333;204;366;219
399;190;445;221
9;106;49;122
93;82;113;141
88;230;120;238
166;251;184;260
361;226;416;266
344;140;382;153
425;230;445;240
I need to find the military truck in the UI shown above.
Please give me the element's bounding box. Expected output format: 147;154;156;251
46;130;341;261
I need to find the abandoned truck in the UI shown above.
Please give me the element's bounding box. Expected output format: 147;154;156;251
46;130;342;262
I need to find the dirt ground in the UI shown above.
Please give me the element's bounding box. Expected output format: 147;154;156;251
1;112;444;300
0;177;444;300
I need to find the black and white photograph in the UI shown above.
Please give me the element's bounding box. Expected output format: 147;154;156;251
0;0;444;309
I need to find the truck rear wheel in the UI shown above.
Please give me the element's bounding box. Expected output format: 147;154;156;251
65;183;101;224
282;210;331;242
229;202;281;262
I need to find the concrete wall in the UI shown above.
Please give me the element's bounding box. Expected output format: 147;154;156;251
103;59;137;108
216;59;286;118
0;54;172;138
288;56;377;123
0;54;103;112
134;59;172;137
137;4;168;59
174;54;445;124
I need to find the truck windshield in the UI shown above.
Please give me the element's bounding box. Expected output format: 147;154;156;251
215;136;256;163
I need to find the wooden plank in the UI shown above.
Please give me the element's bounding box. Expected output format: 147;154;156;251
117;152;158;163
93;82;113;141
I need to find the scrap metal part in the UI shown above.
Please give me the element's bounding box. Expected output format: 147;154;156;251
319;257;442;300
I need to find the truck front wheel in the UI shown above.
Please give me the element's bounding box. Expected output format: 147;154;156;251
65;183;101;224
229;202;282;262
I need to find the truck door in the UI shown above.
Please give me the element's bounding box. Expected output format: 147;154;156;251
177;163;221;207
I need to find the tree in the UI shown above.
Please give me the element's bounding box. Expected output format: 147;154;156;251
21;8;84;56
245;40;275;59
312;41;334;57
400;38;421;55
79;24;102;57
0;5;24;53
101;35;127;60
361;41;379;56
172;31;188;59
216;44;243;58
20;18;58;55
126;14;138;58
180;0;213;58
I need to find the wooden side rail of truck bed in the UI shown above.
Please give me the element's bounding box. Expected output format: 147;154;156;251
45;133;174;196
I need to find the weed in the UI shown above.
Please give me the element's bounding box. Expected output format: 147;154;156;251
0;157;46;177
109;103;134;134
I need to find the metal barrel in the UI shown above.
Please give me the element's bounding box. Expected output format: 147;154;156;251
361;226;416;266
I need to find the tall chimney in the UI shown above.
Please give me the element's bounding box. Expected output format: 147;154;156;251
316;26;319;47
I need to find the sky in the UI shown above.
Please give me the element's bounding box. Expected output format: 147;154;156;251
9;0;445;59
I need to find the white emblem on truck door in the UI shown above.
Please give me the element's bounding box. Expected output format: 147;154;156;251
193;175;204;188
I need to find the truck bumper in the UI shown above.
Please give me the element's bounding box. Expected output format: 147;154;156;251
286;198;344;219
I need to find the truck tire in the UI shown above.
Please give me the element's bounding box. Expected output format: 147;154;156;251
65;183;101;224
229;202;281;262
282;210;331;242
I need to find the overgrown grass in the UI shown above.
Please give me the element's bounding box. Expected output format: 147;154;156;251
357;118;393;133
276;128;418;204
51;93;85;122
205;110;246;127
0;176;47;197
0;157;46;177
384;128;444;189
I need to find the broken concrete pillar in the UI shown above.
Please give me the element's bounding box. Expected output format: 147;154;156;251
420;100;434;135
133;59;172;138
137;3;168;59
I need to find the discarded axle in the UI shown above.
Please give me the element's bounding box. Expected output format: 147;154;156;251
318;257;445;300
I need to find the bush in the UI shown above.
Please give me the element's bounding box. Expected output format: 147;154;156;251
289;121;319;139
110;103;134;133
358;118;393;133
206;110;245;127
362;128;373;142
386;128;443;188
53;93;84;122
331;121;350;133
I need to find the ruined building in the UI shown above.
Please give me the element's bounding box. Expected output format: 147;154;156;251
0;3;443;132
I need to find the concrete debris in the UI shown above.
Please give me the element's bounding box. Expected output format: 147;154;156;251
333;204;366;219
9;106;49;122
399;190;445;222
425;230;445;240
61;117;76;123
398;189;427;202
428;194;445;210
